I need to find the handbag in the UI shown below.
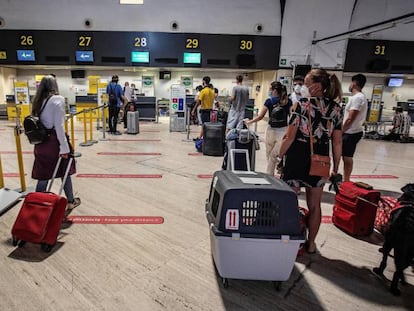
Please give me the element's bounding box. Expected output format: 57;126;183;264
307;101;331;178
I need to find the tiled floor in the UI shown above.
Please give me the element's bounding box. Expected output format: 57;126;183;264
0;117;413;311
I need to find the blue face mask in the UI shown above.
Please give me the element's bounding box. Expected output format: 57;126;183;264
268;91;273;97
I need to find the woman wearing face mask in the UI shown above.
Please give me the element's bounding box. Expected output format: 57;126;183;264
277;69;343;254
244;81;291;175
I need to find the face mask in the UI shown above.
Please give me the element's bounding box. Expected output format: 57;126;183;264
268;91;273;97
348;85;353;92
294;84;302;93
301;85;310;98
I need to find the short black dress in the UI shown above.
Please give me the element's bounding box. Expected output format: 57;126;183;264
282;97;343;188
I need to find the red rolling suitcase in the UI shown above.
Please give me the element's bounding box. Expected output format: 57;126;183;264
11;157;73;252
332;181;380;236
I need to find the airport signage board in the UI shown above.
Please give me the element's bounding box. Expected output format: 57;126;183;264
344;39;414;74
0;30;280;69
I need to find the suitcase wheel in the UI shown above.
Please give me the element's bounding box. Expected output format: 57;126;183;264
273;281;282;291
221;277;229;289
18;240;26;247
12;236;18;246
41;243;54;253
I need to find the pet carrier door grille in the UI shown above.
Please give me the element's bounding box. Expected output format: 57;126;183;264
241;200;279;227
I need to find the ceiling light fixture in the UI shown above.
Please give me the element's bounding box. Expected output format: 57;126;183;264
120;0;144;4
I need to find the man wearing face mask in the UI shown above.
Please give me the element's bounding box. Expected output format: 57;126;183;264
289;75;305;104
342;74;368;182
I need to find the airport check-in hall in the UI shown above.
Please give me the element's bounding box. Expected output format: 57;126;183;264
0;1;413;310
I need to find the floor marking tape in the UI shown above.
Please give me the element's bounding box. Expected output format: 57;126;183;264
321;216;332;224
350;174;398;179
197;174;213;179
3;173;26;177
0;151;32;154
109;139;161;142
66;216;164;224
97;152;161;156
76;174;162;178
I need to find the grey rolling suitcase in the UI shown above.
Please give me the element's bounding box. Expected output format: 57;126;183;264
202;122;225;156
127;111;139;134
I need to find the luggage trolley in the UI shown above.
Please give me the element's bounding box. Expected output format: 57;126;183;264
205;170;305;289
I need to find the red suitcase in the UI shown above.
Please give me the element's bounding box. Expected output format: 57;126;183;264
332;181;380;236
11;157;73;252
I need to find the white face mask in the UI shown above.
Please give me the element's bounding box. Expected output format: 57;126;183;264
301;85;310;98
294;84;302;94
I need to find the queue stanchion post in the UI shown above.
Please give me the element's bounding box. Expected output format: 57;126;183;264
254;108;258;133
13;105;29;194
87;108;98;144
0;148;23;215
96;105;101;130
69;113;82;158
100;104;109;141
79;109;93;147
182;104;192;142
0;153;4;189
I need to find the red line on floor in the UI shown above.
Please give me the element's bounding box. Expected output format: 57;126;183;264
197;174;213;179
321;216;332;224
66;216;164;224
76;174;163;178
188;152;202;156
351;174;398;179
109;139;161;142
3;173;27;177
97;152;161;156
0;151;32;154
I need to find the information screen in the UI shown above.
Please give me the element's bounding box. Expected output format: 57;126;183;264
131;51;149;63
76;51;94;62
183;52;201;64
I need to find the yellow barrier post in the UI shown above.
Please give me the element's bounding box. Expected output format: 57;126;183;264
0;154;4;189
87;108;98;144
69;113;82;157
79;109;93;147
14;126;26;192
99;104;109;141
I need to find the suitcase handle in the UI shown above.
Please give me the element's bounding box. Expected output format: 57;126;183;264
354;181;373;190
46;156;74;195
229;149;251;172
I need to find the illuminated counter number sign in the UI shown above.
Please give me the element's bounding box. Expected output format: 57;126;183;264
186;38;199;49
183;52;201;64
76;51;94;62
374;45;386;55
131;51;149;63
78;36;92;47
134;37;148;47
240;40;253;50
17;50;35;61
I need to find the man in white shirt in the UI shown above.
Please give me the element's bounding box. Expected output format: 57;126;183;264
342;74;368;181
289;75;304;104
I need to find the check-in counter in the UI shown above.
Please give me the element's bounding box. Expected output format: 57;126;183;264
75;95;107;121
6;95;31;122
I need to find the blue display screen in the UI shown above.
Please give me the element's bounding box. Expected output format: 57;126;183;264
76;51;94;62
17;50;35;61
388;78;403;87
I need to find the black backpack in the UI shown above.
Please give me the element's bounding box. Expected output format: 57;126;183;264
269;99;288;128
23;96;52;145
108;84;118;106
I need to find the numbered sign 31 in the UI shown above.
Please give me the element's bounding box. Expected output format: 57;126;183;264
225;209;239;230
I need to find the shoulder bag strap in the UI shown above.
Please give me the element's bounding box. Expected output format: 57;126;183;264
307;100;314;156
39;95;52;117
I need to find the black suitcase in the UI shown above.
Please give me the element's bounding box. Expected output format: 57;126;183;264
203;122;225;156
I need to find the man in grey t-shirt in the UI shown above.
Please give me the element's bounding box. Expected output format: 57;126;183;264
226;74;249;133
